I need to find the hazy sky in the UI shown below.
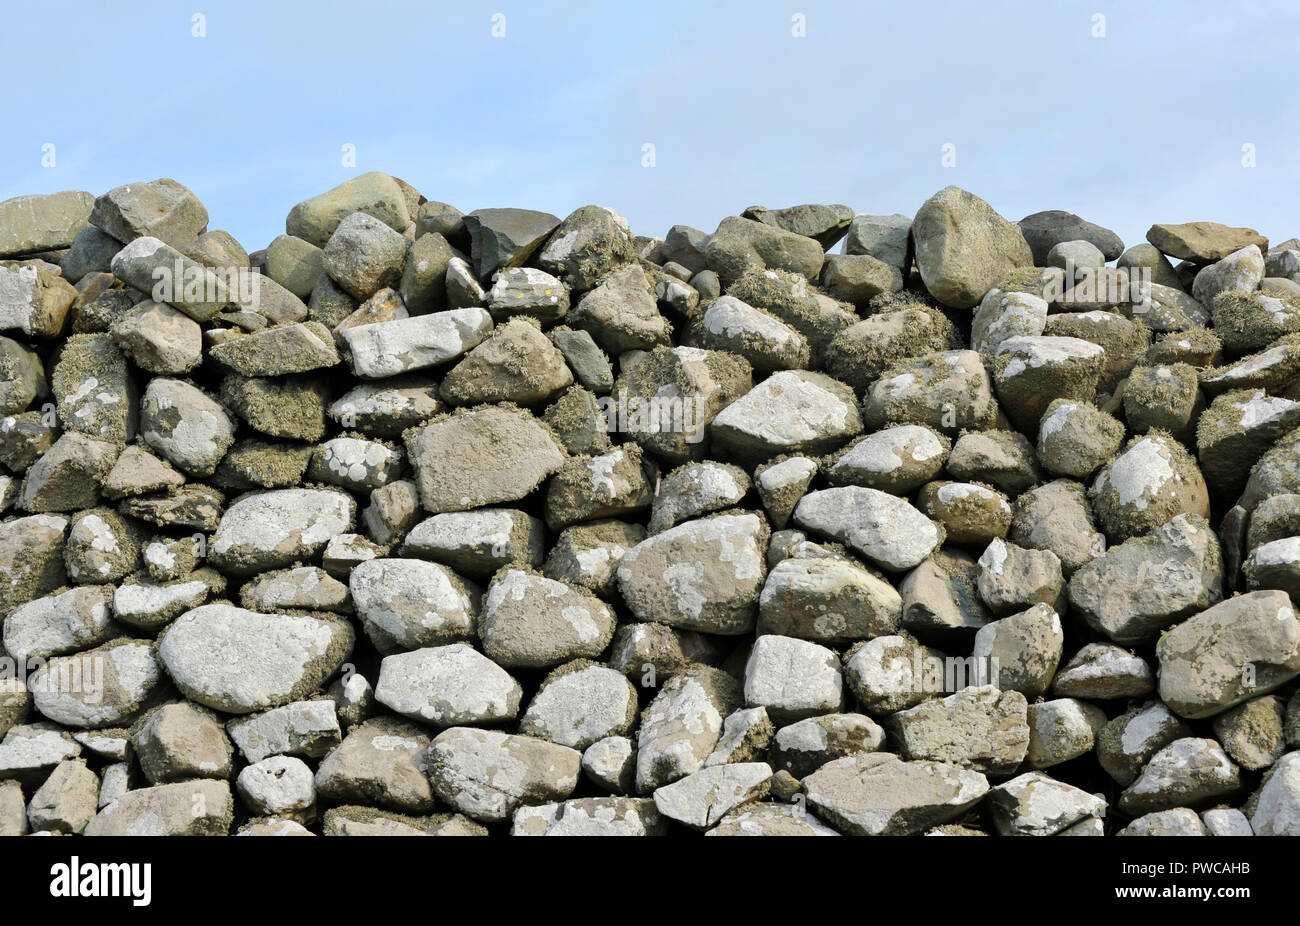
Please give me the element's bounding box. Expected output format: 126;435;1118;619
3;0;1296;254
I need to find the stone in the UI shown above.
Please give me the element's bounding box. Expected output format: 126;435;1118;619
139;377;233;477
0;191;96;258
1192;245;1265;304
132;702;233;783
652;762;772;830
704;216;825;287
1018;210;1124;263
111;300;203;374
1156;590;1300;719
1068;513;1222;645
992;336;1106;432
2;585;116;662
647;461;748;534
802;753;989;836
26;759;98;834
986;772;1106;836
375;645;521;727
570;263;671;354
793;486;941;572
1090;433;1209;543
513;796;666;836
480;569;615;668
30;639;164;728
405;405;566;513
889;686;1029;776
85;779;233;836
463;208;561;281
1121;808;1206;836
321;211;409;300
843;213;911;268
712;370;861;462
826;425;949;494
441;317;572;406
1147;221;1268;262
1212;696;1287;771
158;605;353;714
226;700;340;764
519;662;638;749
402;508;544;580
1249;751;1300;835
1120;738;1241;815
1052;643;1154;699
971;603;1064;698
427;727;580;823
1037;399;1125;479
286;172;410;247
209;488;355;575
820;253;902;304
636;666;741;792
758;554;901;643
743;635;843;723
912;187;1033;308
349;558;477;652
537;204;636;291
398;232;456;314
976;538;1064;616
1025;698;1106;769
19;432;118;512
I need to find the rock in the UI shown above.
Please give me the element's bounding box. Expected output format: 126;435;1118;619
569;263;671;354
328;376;441;439
313;717;436;813
265;235;324;299
843;635;941;715
1199;389;1300;499
582;736;636;793
819;253;902;305
917;481;1011;546
976;538;1064;616
223;373;329;442
1090;433;1209;543
843;213;911;268
1211;290;1300;355
902;548;994;646
348;557;477;651
226;699;341;764
537;205;636;290
1098;701;1193;786
1147;222;1268;262
1192;245;1265;304
758;554;901;643
1025;698;1106;769
158;604;353;714
1212;696;1286;771
802;753;989;836
793;487;941;572
19;432;118;513
1037;399;1125;479
484;267;569;324
986;772;1106;836
611;345;752;463
1068;513;1222;645
1018;210;1124;264
543;519;643;596
111;300;203;374
1157;590;1300;719
519;662;637;749
480;569;615;668
1202;807;1253;837
464;208;561;281
912;187;1032;308
375;645;522;727
972;289;1048;355
652;762;772;830
513;796;665;836
61;227;123;283
321;212;409;300
745;203;853;250
209;321;339;376
971;603;1063;698
401;508;544;580
616;513;765;634
2;585;116;662
90;179;207;247
743;635;843;722
992;336;1106;432
1120;738;1241;815
398;232;456;315
235;755;316;818
891;684;1029;774
209;488;354;575
26;758;98;834
704;216;824;287
85;779;233;836
754;456;817;528
286;172;410;248
1052;643;1154;699
1121;808;1207;836
826;425;949;494
1249;751;1300;835
647;461;748;534
140;377;233;477
711;370;860;462
636;666;741;792
427;727;580;823
0;513;68;611
692;295;809;372
702;707;774;767
132;702;233;783
30;639;164;728
0;191;95;258
405;405;566;513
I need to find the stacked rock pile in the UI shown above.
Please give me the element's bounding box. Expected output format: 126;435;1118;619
0;174;1298;836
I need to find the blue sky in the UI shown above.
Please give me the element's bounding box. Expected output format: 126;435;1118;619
2;0;1296;254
